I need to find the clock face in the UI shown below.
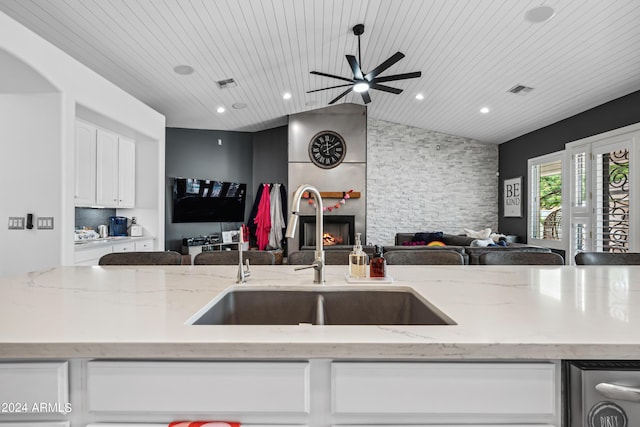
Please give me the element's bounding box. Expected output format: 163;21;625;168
308;131;347;169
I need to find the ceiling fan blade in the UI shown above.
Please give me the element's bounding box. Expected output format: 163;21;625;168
374;71;422;83
329;88;353;104
310;70;354;83
361;91;372;104
346;55;364;80
364;52;405;80
371;83;403;94
306;83;353;94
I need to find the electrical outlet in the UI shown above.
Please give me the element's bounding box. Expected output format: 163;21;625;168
37;217;54;230
8;217;25;230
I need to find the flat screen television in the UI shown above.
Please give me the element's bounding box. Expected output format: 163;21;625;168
172;177;247;223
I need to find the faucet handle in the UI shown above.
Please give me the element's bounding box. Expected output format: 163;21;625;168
294;260;323;272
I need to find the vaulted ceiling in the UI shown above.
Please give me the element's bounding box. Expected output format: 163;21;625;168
1;0;639;143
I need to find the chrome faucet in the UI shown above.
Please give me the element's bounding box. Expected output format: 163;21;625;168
236;226;250;284
285;184;325;284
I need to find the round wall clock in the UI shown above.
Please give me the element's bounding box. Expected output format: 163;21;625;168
308;130;347;169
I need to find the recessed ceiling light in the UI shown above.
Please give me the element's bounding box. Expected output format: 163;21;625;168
480;107;490;114
232;103;247;109
525;6;555;23
415;93;424;100
217;106;226;113
283;92;292;100
173;65;194;75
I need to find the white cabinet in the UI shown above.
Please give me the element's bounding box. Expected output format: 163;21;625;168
74;245;112;265
117;137;135;207
95;129;119;207
74;120;97;206
134;239;154;251
96;131;135;207
75;240;147;265
75;120;135;208
111;242;135;253
86;361;310;414
0;362;69;414
331;362;557;425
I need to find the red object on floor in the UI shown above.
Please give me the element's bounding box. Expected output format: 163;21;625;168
168;422;241;427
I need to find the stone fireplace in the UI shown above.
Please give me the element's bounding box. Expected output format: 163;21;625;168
287;103;367;252
299;215;355;249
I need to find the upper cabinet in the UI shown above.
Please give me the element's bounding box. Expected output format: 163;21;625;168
75;120;135;208
117;137;135;207
74;120;97;206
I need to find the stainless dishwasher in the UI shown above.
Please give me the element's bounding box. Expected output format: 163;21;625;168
565;361;640;426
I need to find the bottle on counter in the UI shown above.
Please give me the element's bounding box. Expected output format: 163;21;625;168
348;233;368;278
369;245;387;278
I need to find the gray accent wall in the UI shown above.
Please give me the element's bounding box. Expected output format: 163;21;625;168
498;89;640;241
165;127;253;252
367;118;499;245
252;126;288;191
165;126;288;252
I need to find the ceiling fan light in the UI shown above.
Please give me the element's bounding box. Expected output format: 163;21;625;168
353;82;369;93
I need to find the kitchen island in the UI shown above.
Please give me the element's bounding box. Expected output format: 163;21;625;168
0;264;638;426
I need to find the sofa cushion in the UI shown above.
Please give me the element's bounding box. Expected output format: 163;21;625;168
465;245;551;265
441;234;476;246
383;245;469;264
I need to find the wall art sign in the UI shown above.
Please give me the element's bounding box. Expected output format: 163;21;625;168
503;176;523;217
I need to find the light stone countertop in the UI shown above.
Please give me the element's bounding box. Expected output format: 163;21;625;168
74;235;152;248
0;264;638;360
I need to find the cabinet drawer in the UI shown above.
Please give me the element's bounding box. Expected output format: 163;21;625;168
111;242;135;253
88;424;308;427
0;423;70;427
0;362;69;413
87;361;310;413
134;239;153;251
75;246;111;263
332;362;555;417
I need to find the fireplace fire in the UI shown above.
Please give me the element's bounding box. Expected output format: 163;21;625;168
323;233;343;246
299;215;355;249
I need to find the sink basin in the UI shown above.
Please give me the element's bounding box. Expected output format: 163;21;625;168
187;286;455;326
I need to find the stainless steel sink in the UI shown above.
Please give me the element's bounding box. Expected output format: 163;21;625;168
187;286;455;326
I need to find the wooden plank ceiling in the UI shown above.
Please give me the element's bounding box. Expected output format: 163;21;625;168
1;0;639;143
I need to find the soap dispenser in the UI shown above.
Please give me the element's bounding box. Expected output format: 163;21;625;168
349;233;367;278
369;245;387;278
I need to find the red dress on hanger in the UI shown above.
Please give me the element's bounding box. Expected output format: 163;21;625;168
253;183;272;250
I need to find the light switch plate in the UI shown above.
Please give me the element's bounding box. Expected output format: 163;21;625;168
8;217;25;230
37;217;54;230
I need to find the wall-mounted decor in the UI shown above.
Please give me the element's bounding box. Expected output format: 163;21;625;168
308;130;347;169
503;176;523;217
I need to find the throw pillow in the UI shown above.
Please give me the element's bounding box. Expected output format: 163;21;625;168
413;231;444;244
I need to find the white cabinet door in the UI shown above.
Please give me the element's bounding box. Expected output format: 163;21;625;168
117;137;135;207
74;121;97;206
87;361;310;414
0;362;69;414
74;245;112;265
0;423;69;427
332;362;556;424
96;129;119;207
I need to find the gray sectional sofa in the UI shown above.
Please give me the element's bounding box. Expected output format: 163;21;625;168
386;233;552;265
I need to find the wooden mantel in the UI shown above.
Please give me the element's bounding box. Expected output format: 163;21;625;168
303;191;361;199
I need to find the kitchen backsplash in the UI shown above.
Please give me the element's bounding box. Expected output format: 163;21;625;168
75;207;116;230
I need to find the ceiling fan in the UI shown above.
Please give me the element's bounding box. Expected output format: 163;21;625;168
307;24;422;104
